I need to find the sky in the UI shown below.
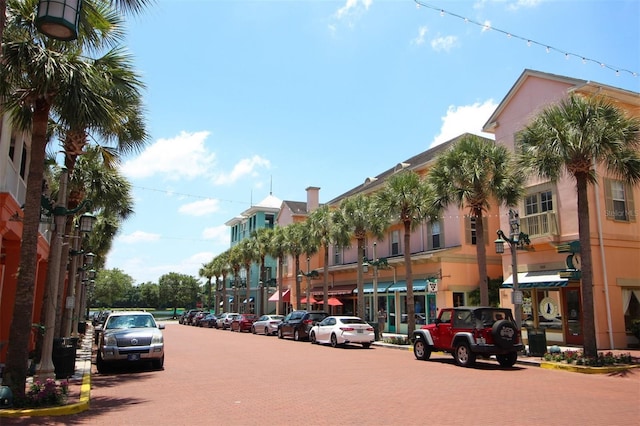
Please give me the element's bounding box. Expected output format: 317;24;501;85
102;0;640;285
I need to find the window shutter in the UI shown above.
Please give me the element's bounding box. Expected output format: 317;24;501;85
604;178;614;220
464;216;472;245
626;182;636;223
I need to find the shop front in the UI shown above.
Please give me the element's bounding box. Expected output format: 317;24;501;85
502;271;582;346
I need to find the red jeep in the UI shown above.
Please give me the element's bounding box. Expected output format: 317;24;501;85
412;306;523;368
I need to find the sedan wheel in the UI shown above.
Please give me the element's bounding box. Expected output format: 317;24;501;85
294;329;300;341
264;327;269;335
278;328;284;339
330;333;339;348
310;331;317;344
251;326;256;334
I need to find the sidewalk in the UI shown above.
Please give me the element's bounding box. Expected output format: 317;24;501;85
0;326;93;418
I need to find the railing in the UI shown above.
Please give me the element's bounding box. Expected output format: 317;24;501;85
521;211;559;238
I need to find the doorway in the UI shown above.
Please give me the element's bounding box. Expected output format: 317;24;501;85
563;287;583;346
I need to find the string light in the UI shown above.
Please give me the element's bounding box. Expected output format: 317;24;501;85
413;0;638;78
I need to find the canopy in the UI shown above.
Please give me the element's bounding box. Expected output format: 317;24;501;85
268;289;290;302
300;296;317;304
502;272;568;289
316;297;343;306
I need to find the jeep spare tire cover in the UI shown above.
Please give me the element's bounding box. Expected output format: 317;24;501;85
491;320;518;349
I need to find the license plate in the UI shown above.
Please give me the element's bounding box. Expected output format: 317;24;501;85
357;329;363;334
127;353;140;361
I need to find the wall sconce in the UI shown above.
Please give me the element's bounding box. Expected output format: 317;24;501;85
36;0;83;41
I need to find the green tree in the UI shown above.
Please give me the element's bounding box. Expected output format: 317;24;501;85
0;0;151;396
249;228;274;315
283;222;308;310
138;282;159;309
428;135;524;307
269;226;288;315
376;170;434;335
307;205;349;310
199;262;215;312
338;194;389;319
93;268;134;307
158;273;200;318
519;94;640;357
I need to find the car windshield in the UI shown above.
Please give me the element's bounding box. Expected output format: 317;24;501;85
106;315;155;329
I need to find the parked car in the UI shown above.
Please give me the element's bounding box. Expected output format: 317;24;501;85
216;313;239;330
309;316;375;348
251;314;285;335
230;314;259;332
199;313;219;328
180;309;202;325
277;310;329;341
191;311;209;326
95;311;165;373
412;306;523;368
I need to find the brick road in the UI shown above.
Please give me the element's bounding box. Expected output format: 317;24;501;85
6;321;639;426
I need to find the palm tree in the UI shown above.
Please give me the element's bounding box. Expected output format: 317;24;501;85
237;238;258;313
339;194;389;319
269;225;288;315
307;206;349;310
199;260;215;312
249;227;274;315
228;245;243;312
428;135;524;307
0;0;150;396
283;222;307;310
518;94;640;357
376;170;435;335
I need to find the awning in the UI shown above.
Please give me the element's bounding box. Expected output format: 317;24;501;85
502;272;568;289
243;297;255;303
354;282;394;294
316;297;343;306
311;285;355;296
268;289;290;302
300;296;317;304
386;280;427;292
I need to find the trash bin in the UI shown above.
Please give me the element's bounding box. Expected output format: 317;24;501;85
77;321;87;335
52;337;78;379
527;328;547;357
368;322;380;341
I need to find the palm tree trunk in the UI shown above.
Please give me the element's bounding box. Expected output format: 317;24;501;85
475;210;489;306
294;255;301;310
356;238;365;318
4;98;51;397
323;246;329;311
404;221;415;335
577;176;597;357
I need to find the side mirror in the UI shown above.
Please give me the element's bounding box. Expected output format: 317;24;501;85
434;318;441;325
158;324;165;330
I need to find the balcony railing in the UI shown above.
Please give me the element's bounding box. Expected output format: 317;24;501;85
521;211;559;238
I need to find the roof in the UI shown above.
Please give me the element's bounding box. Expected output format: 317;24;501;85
327;133;486;205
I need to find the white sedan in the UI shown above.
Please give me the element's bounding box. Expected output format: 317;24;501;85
251;314;284;335
309;316;375;348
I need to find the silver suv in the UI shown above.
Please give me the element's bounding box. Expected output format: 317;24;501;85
96;311;165;373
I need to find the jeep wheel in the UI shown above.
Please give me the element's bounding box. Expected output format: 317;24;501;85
492;320;518;349
454;342;476;367
330;333;339;348
413;339;431;361
497;352;518;367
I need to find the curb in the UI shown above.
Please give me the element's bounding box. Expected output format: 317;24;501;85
539;362;640;374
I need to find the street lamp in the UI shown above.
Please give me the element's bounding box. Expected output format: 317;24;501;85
35;0;82;41
495;209;528;330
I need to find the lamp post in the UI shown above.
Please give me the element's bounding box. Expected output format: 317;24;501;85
35;0;82;41
495;209;524;329
305;257;311;310
37;169;94;379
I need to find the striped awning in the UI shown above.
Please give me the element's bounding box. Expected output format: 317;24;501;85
502;272;568;289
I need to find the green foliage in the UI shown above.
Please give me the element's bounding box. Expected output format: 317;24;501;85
467;277;503;307
158;272;201;311
92;268;134;307
13;379;69;408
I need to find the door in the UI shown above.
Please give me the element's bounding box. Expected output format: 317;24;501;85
563;287;583;346
387;294;396;333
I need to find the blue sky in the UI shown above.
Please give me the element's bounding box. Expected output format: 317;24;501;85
103;0;640;284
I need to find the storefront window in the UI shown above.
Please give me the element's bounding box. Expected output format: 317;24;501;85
536;290;562;330
453;292;465;307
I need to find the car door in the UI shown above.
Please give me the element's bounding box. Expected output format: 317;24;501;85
316;317;335;342
431;309;453;349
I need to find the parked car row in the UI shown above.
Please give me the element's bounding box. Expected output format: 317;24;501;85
183;309;375;349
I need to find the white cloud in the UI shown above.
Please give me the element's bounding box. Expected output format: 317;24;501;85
213;155;271;185
120;131;216;180
178;199;221;216
330;0;373;31
431;35;458;52
117;230;161;244
411;26;428;46
202;225;229;243
431;100;498;147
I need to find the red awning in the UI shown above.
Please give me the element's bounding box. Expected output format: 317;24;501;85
268;289;290;302
316;297;343;306
300;296;317;304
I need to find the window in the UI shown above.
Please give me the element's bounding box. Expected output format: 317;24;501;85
265;214;274;229
391;230;401;255
522;185;558;236
465;217;488;245
605;179;635;222
525;190;553;216
333;245;342;265
427;221;441;250
453;292;465;307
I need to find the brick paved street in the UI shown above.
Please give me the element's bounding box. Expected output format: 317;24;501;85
5;321;639;426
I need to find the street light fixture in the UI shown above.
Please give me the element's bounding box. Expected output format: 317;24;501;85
35;0;82;41
495;209;529;330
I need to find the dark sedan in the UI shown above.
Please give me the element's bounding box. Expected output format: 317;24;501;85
277;310;328;341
